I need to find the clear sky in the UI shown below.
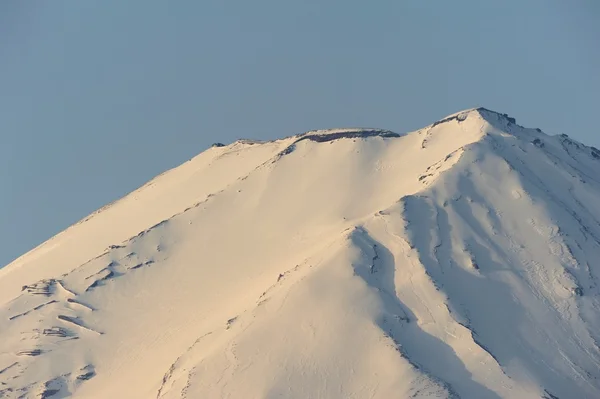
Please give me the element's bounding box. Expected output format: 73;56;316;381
1;1;599;268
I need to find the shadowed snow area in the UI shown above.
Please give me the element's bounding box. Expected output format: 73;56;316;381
1;108;600;398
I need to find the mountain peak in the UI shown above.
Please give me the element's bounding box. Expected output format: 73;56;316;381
223;108;520;151
426;107;520;130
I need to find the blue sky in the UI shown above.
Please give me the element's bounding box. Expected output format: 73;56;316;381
1;1;599;267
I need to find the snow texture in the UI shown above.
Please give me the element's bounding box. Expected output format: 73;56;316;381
1;108;600;398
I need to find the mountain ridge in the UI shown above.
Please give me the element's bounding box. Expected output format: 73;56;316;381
1;108;600;398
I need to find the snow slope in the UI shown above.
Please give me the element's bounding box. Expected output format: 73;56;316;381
2;108;600;398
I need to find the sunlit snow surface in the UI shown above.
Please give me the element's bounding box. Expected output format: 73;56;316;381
1;108;600;398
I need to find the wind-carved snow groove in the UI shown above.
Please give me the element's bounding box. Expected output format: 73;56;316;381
83;258;155;292
74;245;160;295
42;326;75;338
3;230;164;394
418;148;464;185
156;310;261;399
8;279;88;321
29;364;96;399
497;138;600;373
493;142;600;249
67;298;95;311
156;332;213;399
445;302;501;366
1;276;100;397
85;268;117;292
109;144;271;249
398;197;514;395
57;315;102;335
0;362;18;375
256;258;317;305
349;226;466;398
95;190;219;258
402;160;600;397
557;135;600;183
543;390;561;399
521;163;600;256
541;145;596;186
490;135;600;246
9;300;58;321
129;260;155;270
21;279;55;296
547;226;586;296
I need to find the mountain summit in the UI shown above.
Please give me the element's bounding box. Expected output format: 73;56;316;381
1;109;600;398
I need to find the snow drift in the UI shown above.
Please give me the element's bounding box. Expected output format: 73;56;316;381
1;108;600;398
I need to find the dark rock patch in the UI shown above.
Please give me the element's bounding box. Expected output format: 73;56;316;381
43;327;73;338
21;280;56;296
16;349;43;356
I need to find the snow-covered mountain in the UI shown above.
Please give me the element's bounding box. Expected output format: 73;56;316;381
2;108;600;399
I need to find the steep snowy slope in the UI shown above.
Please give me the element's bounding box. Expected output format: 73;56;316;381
2;108;600;398
0;138;289;304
